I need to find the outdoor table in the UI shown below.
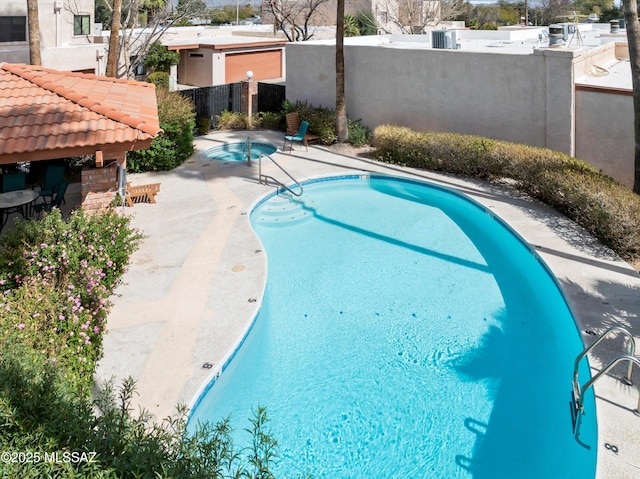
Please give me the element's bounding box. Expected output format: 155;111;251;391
0;189;39;231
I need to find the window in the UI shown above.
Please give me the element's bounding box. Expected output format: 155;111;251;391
73;15;90;36
0;16;26;43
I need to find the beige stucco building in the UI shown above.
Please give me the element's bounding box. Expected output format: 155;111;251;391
285;25;635;187
0;0;106;74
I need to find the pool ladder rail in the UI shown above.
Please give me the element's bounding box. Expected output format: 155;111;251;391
256;152;303;197
571;326;640;437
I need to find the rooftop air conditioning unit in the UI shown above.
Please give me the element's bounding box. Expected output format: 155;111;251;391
432;30;457;50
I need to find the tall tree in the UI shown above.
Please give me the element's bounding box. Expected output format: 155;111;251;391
622;0;640;193
27;0;41;65
103;0;202;78
376;0;464;34
106;0;123;77
264;0;331;42
336;0;347;143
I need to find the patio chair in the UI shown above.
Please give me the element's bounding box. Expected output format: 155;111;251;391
283;120;310;153
36;165;66;204
2;172;26;193
33;181;68;219
285;112;301;136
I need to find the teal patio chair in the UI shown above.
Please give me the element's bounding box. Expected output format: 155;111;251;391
283;120;310;153
33;181;68;219
2;172;26;193
36;165;66;204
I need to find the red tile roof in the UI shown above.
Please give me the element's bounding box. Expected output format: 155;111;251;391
0;63;162;164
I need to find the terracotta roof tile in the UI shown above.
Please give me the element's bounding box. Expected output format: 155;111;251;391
0;63;161;163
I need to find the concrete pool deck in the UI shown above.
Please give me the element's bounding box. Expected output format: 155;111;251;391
95;130;640;478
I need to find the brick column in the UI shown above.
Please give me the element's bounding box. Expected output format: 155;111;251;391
241;78;258;127
80;163;119;213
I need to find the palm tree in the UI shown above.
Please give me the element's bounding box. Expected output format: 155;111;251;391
336;0;348;143
106;0;123;77
141;0;167;25
622;0;640;193
27;0;41;65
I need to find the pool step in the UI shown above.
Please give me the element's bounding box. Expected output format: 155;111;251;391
255;194;317;225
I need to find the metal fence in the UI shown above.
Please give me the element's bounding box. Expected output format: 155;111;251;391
179;82;287;123
179;83;242;123
258;83;286;113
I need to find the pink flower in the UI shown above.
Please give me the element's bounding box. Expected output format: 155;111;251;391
18;324;25;330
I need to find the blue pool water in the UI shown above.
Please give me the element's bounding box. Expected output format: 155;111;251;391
189;175;597;478
204;141;277;162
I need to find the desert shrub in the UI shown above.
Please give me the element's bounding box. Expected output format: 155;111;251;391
196;117;211;136
347;118;372;147
147;71;170;89
256;111;286;130
372;124;640;262
127;88;195;172
283;100;370;146
215;110;250;130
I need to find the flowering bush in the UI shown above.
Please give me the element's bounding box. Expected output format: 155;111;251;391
0;208;143;392
0;198;283;479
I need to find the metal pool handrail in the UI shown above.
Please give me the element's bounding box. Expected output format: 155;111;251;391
243;137;252;165
258;153;303;197
571;326;640;438
573;326;636;386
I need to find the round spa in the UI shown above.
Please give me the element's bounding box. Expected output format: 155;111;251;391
204;141;278;162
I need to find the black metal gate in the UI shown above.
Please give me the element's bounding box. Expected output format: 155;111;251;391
179;83;242;123
258;83;286;113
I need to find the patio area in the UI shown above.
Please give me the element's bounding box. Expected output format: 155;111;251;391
95;129;640;478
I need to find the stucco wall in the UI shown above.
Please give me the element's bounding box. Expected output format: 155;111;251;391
0;0;100;72
179;49;215;87
286;41;574;154
575;86;634;187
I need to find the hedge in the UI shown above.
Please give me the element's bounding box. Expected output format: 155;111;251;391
372;125;640;262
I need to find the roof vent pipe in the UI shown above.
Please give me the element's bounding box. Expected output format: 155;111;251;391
610;20;620;33
548;25;564;46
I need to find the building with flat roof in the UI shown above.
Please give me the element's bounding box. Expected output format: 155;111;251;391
0;0;106;74
285;23;634;187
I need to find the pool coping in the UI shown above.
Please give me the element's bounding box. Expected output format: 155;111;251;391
96;129;640;478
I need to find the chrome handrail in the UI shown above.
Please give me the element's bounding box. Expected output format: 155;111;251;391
576;355;640;417
243;136;252;165
258;153;303;197
573;326;636;386
571;326;640;438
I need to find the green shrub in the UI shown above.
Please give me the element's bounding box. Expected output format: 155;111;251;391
196;117;211;136
0;342;281;478
143;41;180;73
283;100;370;146
147;71;169;89
256;111;285;130
372;125;640;262
127;88;195;172
347;118;372;147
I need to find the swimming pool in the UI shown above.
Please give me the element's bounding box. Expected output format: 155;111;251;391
189;175;597;477
204;141;277;162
